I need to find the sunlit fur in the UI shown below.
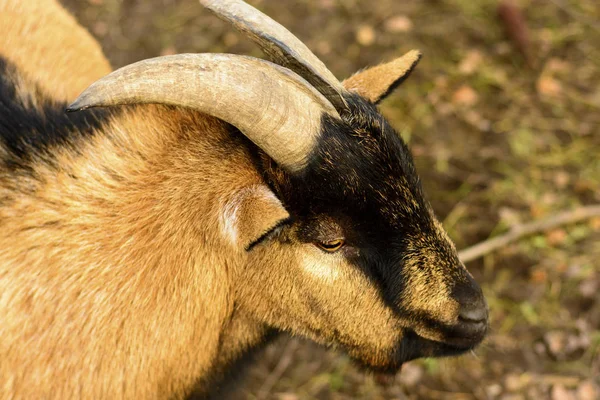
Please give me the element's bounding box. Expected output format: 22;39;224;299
0;0;111;102
0;1;486;399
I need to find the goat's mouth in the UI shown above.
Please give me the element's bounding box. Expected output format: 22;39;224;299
412;314;489;350
403;326;485;357
349;324;487;376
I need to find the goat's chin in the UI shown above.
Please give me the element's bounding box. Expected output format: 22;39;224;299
349;329;483;375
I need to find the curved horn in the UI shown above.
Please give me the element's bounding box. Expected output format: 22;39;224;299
200;0;348;112
67;54;339;172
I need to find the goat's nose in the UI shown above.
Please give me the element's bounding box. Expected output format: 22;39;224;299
447;278;488;347
458;297;488;323
452;277;488;324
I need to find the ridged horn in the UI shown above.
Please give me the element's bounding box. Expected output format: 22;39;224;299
200;0;348;112
67;53;339;172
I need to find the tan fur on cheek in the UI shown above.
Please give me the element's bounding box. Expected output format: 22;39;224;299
237;243;405;368
300;249;341;284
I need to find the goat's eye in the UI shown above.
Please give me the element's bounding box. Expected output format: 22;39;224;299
316;239;345;252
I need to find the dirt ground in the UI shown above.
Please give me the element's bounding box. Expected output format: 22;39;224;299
61;0;600;399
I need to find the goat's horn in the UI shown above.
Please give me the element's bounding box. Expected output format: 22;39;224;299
67;54;339;172
200;0;348;112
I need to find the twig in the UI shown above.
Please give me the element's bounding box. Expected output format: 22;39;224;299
459;204;600;263
256;338;300;400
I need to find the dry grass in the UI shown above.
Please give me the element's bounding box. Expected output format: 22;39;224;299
61;0;600;398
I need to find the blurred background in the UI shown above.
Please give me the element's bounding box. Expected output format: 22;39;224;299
61;0;599;398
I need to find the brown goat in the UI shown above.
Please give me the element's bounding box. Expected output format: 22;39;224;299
0;0;488;399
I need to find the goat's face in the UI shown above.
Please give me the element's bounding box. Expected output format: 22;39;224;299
235;94;488;371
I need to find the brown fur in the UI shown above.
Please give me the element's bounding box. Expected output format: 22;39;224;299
0;0;111;102
1;108;235;398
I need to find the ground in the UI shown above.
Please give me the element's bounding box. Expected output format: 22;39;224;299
61;0;599;399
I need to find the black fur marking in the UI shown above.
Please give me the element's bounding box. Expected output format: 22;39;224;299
271;93;438;285
0;57;111;171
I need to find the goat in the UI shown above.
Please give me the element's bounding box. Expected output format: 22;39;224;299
0;0;489;398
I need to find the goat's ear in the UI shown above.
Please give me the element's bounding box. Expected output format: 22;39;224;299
342;50;421;104
221;184;290;250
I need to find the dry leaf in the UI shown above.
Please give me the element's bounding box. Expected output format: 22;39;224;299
464;110;491;131
589;217;600;231
576;381;598;400
553;171;570;189
277;393;299;400
556;263;568;274
499;207;522;226
505;373;530;392
579;280;598;298
93;22;108;37
223;32;239;47
318;0;335;10
552;385;576;400
384;15;413;33
546;228;567;246
316;41;332;55
459;50;484;75
544;331;567;357
452;85;479;107
537;75;563;97
529;203;548;218
398;363;423;387
530;268;547;284
356;25;376;46
434;76;449;90
547;58;571;75
486;384;503;398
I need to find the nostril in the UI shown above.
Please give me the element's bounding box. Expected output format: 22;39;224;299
458;304;488;323
452;278;488;324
